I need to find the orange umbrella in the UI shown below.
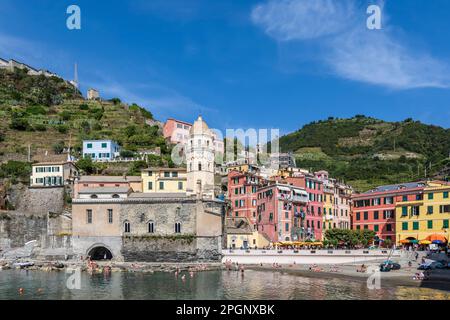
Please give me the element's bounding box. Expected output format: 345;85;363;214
425;234;448;242
399;239;410;244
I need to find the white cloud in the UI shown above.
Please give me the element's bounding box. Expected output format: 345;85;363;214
251;0;355;41
251;0;450;89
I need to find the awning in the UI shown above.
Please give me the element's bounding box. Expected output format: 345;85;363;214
425;234;448;243
277;186;291;192
292;189;307;196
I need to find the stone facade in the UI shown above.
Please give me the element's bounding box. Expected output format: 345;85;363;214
71;196;225;262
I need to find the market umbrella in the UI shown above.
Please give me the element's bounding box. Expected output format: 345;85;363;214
419;240;432;245
426;234;447;243
410;240;419;244
432;240;444;245
399;239;410;244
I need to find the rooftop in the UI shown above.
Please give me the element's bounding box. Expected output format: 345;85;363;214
77;176;141;183
79;187;131;194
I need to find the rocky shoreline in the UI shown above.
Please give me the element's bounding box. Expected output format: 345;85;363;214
0;259;225;274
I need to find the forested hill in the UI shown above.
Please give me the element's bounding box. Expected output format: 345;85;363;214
279;115;450;192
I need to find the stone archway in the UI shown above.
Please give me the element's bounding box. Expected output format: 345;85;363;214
87;245;113;261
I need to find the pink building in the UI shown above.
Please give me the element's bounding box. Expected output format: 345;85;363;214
163;118;224;154
257;183;309;242
74;176;142;198
228;170;264;226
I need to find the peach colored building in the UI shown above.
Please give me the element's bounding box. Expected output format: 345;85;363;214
74;176;142;198
163;118;224;154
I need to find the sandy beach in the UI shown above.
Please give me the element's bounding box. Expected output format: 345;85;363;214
245;262;450;292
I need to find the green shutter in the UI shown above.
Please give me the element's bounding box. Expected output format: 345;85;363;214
427;220;433;229
402;222;408;231
428;193;434;200
444;220;449;229
413;222;419;230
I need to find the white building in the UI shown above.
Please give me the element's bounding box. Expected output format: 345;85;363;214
186;116;216;199
87;88;100;100
30;161;79;187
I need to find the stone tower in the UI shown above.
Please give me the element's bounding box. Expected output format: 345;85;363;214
186;116;215;199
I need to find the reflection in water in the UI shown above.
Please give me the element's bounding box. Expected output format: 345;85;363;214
0;269;449;300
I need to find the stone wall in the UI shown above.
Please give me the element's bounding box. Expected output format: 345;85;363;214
11;185;66;215
121;235;222;262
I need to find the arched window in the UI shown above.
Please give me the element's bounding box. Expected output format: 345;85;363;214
90;194;98;199
175;222;181;234
112;194;120;199
148;221;155;233
124;221;131;233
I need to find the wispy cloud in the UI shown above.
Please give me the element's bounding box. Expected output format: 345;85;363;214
251;0;450;89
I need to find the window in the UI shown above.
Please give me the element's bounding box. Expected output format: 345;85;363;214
148;171;153;176
148;182;153;190
124;221;131;233
444;192;449;199
364;225;368;230
427;206;434;214
411;206;420;216
363;212;368;220
413;222;419;230
172;172;178;178
107;209;113;224
198;163;202;171
402;207;408;216
356;212;360;221
86;210;92;224
175;222;181;233
440;205;450;213
428;193;434;200
87;143;92;149
178;182;183;190
164;172;170;178
427;220;433;229
159;182;164;190
148;221;155;233
444;220;449;229
285;223;289;232
356;225;360;230
402;222;408;231
101;143;107;148
374;225;379;232
386;224;392;232
112;194;120;199
402;195;408;202
374;211;379;220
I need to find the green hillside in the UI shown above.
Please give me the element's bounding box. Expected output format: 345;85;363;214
279;115;450;192
0;67;172;180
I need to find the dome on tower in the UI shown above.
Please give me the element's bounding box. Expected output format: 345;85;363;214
190;115;210;135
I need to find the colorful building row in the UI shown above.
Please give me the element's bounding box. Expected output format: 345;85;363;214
352;181;450;246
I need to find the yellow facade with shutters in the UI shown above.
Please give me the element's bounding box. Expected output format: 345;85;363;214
141;168;187;193
396;182;450;245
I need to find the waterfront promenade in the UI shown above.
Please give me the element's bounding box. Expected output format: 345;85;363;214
222;249;400;265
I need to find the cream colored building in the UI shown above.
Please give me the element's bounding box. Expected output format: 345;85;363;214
186;116;216;198
30;161;79;187
226;217;270;249
87;88;100;100
141;168;187;193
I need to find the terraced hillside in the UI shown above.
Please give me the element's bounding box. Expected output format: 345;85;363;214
0;67;171;180
280;115;450;192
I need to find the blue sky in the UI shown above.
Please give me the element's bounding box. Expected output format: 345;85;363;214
1;0;450;135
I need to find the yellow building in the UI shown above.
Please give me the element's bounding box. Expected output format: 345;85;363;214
396;181;450;245
322;183;335;237
141;168;187;193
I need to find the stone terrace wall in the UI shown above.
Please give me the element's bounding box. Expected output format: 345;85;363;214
12;185;65;215
121;236;222;262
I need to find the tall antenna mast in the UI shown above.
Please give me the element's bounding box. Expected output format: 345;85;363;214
74;62;79;89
